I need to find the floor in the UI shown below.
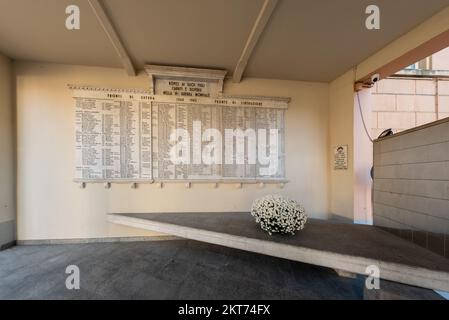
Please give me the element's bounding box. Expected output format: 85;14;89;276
0;240;364;299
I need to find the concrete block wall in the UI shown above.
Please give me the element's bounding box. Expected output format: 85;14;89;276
373;118;449;258
371;77;449;139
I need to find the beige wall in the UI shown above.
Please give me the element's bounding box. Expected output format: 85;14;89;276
433;47;449;70
13;5;449;239
15;62;329;240
328;71;374;224
328;70;355;221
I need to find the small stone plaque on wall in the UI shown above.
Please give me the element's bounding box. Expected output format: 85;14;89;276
333;145;348;170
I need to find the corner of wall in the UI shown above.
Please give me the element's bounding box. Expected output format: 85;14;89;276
326;5;449;223
0;52;16;249
328;69;356;221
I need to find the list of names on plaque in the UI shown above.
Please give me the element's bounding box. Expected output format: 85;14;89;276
72;82;287;182
152;102;285;181
74;89;153;181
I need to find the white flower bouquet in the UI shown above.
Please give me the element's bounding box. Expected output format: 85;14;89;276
251;194;307;235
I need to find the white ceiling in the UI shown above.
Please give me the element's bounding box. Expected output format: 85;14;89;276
1;0;448;82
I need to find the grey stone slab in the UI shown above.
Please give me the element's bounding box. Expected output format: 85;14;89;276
374;140;449;166
16;235;179;245
108;212;449;292
373;203;413;229
374;190;449;221
376;120;449;154
374;179;449;200
375;161;449;180
112;212;449;272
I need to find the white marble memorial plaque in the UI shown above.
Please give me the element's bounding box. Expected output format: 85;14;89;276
73;88;153;181
72;65;289;183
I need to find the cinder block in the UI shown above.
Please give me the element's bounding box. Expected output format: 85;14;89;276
373;140;381;154
409;162;449;180
375;161;449;180
415;112;437;126
438;80;449;94
414;95;436;112
377;112;415;129
373;94;396;111
373;203;405;225
377;79;415;94
374;190;449;222
374;192;436;232
415;80;436;95
419;180;449;200
372;209;405;229
396;95;414;111
376;141;449;166
378;204;437;234
438;96;449;112
438;112;449;120
378;121;449;153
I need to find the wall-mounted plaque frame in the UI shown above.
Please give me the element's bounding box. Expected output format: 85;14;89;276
71;65;290;184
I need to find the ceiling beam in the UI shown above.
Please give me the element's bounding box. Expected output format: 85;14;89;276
88;0;136;76
233;0;278;83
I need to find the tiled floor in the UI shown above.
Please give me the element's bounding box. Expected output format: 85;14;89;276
0;240;364;299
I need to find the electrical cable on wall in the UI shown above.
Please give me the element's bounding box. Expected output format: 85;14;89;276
356;91;374;143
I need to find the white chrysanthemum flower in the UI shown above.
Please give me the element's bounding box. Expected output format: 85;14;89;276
251;194;307;235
